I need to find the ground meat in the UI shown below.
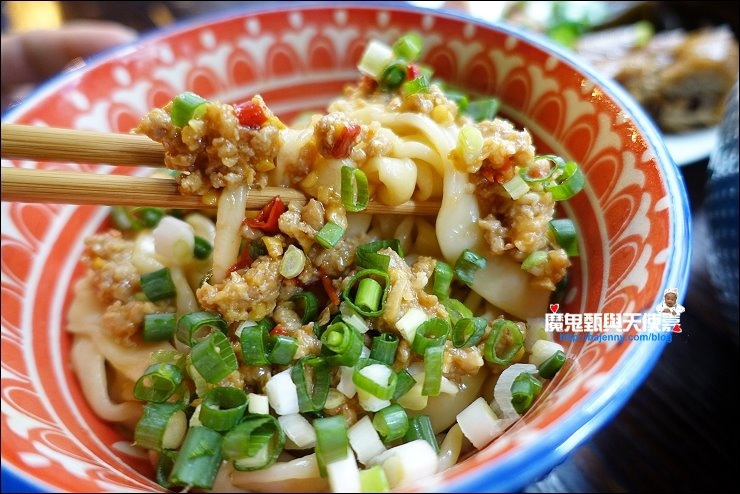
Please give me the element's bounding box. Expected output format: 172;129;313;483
313;112;362;159
379;249;447;331
82;230;140;304
101;299;172;346
135;97;280;196
443;341;484;381
239;364;271;394
323;395;363;427
196;256;282;322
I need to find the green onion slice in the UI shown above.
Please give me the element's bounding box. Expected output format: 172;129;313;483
342;269;390;317
291;291;320;324
170;91;208;127
519;154;564;183
134;402;185;451
356;239;404;272
545;159;585;201
510;372;543;414
267;334;298;365
169;426;223;489
193;235;213;260
422;345;444;396
452;316;487;348
392;369;416;401
239;321;270;366
341;165;370;212
411;317;450;355
223;414;285;471
140;268;176;302
483;319;524;365
392;33;424;61
548;218;579;257
432;261;453;298
372;403;409;443
200;386;248;431
191;331;238;384
352;359;397;400
464;98;499;122
315;221;345;249
401;74;430;97
441;297;473;326
380;60;408;91
404;415;439;453
134;363;183;403
321;321;363;367
176;311;228;347
143;312;177;342
538;349;567;379
291;356;331;413
454;249;486;286
314;415;349;476
369;332;399;366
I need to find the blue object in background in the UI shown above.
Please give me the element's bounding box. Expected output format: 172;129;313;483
705;81;739;331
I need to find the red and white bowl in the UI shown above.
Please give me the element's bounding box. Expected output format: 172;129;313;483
1;3;691;492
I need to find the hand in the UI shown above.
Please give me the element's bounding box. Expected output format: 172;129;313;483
1;21;137;111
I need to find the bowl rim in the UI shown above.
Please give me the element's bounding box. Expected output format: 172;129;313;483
1;2;692;492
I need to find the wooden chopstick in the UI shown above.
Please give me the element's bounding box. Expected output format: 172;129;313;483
0;124;441;214
1;123;164;166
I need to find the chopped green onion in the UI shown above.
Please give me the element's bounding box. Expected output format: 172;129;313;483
357;39;395;80
223;414;285;471
354;277;383;313
392;369;416;401
457;125;484;165
193;235;213;260
170;91;208;127
291;356;331;413
176;311;227;347
392;32;423;61
521;250;549;272
314;415;350;477
545;159;585;200
321;321;363;367
510;372;543;414
380;61;408;90
421;345;444;396
411;317;450;355
404;415;439;453
169;426;223;489
441;297;473;326
134;207;166;228
239;321;270;365
341;166;369;212
369;333;399;366
549;218;579;256
538;349;567;379
143;312;177;342
444;87;469;112
353;359;397;400
503;173;530;200
401;74;430;97
134;363;183;402
432;261;453;298
356;239;404;272
360;465;391;493
280;244;305;278
372;403;409;443
291;291;319;324
452;317;487;347
268;335;298;365
483;319;524;365
155;450;177;489
111;206;135;230
315;221;345;249
140;267;176;302
191;331;238;384
199;386;248;431
464;98;499;122
342;269;390;317
454;249;486;286
134;402;186;451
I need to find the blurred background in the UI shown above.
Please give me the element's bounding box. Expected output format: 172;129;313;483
2;1;738;492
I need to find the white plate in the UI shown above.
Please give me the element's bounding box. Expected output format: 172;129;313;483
660;127;717;167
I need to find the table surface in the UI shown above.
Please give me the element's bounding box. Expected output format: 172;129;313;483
2;2;738;493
